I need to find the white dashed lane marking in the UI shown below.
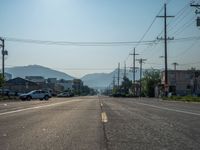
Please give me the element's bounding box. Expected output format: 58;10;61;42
135;102;200;116
0;99;82;116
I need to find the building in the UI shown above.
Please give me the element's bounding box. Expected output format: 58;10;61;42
47;78;57;84
5;73;12;81
73;79;83;95
5;77;40;93
57;79;73;91
161;70;200;96
25;76;46;84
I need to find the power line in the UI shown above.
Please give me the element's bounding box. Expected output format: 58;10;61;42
4;66;119;71
172;38;200;58
179;61;200;66
168;5;191;33
172;16;196;36
3;37;156;47
156;2;190;39
134;6;163;49
2;33;199;48
124;5;164;63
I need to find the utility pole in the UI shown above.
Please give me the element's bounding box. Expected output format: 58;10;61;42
172;62;178;71
113;74;116;88
137;58;147;97
0;38;5;79
124;61;126;78
190;2;200;27
172;62;178;95
117;63;120;88
130;48;139;95
157;3;174;96
0;38;7;97
190;2;200;14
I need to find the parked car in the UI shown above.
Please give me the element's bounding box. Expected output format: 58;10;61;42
19;90;52;101
57;92;74;97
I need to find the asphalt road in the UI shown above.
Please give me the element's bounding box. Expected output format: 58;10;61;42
0;96;200;150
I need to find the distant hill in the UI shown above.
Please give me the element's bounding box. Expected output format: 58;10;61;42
81;68;142;89
5;65;74;80
81;73;113;88
4;65;155;89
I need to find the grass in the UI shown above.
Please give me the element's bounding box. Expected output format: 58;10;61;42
163;96;200;102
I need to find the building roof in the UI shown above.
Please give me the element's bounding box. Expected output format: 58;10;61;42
6;77;38;85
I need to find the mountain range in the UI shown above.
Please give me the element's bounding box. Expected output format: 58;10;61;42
5;65;74;80
5;65;144;89
81;69;142;88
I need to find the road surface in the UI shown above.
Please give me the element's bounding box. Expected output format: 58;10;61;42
0;96;200;150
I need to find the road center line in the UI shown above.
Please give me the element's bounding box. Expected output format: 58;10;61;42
101;112;108;123
135;102;200;116
0;99;82;116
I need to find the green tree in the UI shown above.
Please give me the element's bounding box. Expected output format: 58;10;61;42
0;74;5;88
120;77;132;96
142;69;161;97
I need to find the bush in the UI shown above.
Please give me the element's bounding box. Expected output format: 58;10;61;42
163;96;200;102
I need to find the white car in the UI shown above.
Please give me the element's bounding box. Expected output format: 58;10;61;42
20;90;51;101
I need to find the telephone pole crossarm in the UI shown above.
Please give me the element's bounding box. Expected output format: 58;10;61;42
190;3;200;9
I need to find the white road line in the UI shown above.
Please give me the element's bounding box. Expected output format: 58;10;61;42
0;99;82;116
135;102;200;116
101;112;108;123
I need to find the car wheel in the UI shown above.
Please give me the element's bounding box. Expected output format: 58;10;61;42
27;96;31;101
44;96;49;100
40;98;43;101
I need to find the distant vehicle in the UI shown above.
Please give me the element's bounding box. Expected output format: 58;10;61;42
57;92;74;97
19;90;51;101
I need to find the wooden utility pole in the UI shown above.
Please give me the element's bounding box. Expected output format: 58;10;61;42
124;61;126;78
137;58;147;97
157;3;174;96
0;38;5;96
130;48;139;96
172;62;178;94
117;63;120;88
190;2;200;27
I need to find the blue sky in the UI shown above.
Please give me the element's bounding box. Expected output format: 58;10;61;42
0;0;199;78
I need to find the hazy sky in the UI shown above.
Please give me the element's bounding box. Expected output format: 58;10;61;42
0;0;199;78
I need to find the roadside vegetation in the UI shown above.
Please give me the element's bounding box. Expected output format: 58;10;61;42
163;96;200;102
107;69;161;98
141;70;161;97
